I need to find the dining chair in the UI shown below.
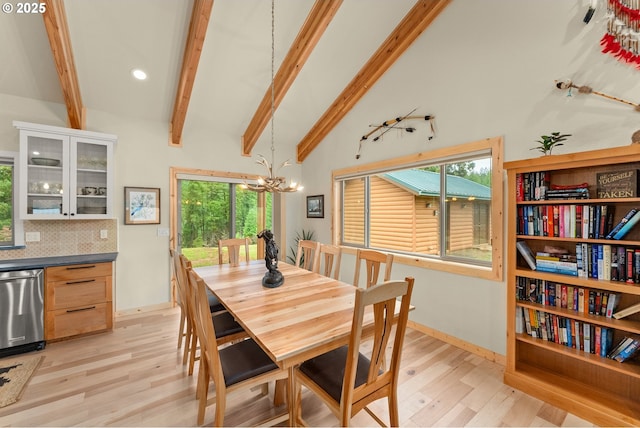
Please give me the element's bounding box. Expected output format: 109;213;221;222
293;277;415;427
316;243;342;280
169;248;188;352
218;237;250;267
295;239;320;271
188;269;289;426
178;254;247;376
353;248;394;288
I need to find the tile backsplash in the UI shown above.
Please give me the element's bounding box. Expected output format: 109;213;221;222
1;219;118;259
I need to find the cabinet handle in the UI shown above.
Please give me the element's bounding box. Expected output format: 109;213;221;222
65;279;96;285
67;265;96;270
66;306;96;313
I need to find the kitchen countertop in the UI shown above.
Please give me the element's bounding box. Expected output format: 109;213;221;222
0;252;118;271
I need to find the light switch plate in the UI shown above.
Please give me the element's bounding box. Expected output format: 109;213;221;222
100;230;108;239
157;227;169;237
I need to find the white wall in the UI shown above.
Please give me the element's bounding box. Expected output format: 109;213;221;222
298;0;640;355
2;0;640;355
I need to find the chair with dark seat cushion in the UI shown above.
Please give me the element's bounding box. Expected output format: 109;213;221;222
293;277;414;427
178;254;248;376
188;269;288;426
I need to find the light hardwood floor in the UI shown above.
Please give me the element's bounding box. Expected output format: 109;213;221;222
0;307;595;427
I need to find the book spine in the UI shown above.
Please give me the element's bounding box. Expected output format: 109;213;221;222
612;210;640;240
606;208;638;239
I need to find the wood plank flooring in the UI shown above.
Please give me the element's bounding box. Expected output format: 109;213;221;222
0;307;595;427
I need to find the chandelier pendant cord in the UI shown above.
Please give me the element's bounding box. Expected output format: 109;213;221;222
270;0;276;175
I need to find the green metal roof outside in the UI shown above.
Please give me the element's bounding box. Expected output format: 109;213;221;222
381;169;491;199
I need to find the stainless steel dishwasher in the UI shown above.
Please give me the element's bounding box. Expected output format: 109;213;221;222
0;269;45;357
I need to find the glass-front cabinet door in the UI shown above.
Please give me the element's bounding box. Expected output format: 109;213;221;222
16;121;116;220
20;130;70;219
72;138;112;218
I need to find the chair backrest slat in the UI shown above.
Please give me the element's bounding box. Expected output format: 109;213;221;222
353;249;393;288
295;240;320;271
218;238;250;266
318;244;342;279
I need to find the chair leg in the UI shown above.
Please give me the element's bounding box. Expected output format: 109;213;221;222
189;334;198;375
214;391;226;427
273;379;286;406
388;391;399;427
182;320;192;365
177;311;186;349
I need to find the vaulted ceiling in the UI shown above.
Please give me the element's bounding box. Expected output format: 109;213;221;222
0;0;450;162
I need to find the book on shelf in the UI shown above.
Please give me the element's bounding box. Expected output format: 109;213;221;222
606;208;638;239
516;241;536;270
612;338;640;362
607;336;634;359
612;301;640;320
605;293;619;318
612;209;640;240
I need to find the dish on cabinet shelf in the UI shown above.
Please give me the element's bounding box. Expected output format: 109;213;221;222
31;157;60;166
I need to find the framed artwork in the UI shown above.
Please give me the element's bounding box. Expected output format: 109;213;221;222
124;187;160;225
306;194;324;218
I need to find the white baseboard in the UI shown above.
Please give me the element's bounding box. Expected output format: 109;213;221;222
115;302;174;317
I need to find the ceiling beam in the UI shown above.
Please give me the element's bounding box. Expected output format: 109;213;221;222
42;0;85;129
169;0;214;147
296;0;451;162
241;0;343;156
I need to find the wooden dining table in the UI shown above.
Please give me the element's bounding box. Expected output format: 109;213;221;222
194;260;363;424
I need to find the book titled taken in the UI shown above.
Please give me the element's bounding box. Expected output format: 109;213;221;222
611;209;640;240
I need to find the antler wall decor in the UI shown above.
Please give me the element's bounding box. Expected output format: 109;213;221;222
356;109;436;159
555;78;640;111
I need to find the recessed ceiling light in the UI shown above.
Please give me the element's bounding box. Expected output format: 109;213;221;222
131;69;147;80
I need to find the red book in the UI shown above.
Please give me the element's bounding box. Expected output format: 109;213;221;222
627;247;635;283
561;285;568;309
516;173;524;202
553;205;560;237
575;205;582;238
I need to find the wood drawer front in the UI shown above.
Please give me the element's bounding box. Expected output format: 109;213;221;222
47;277;112;310
46;262;112;282
46;302;112;340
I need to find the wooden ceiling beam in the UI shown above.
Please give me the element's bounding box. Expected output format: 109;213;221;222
241;0;343;156
42;0;85;129
169;0;214;147
296;0;451;162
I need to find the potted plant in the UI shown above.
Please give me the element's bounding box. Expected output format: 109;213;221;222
531;132;571;155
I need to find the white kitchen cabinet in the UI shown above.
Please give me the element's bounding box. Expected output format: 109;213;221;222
14;121;116;220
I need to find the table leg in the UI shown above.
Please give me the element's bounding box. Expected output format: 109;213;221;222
288;366;297;427
273;378;286;406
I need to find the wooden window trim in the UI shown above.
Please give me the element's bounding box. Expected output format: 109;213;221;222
331;136;503;281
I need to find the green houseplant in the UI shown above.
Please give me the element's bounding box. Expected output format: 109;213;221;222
287;229;315;265
531;132;571;155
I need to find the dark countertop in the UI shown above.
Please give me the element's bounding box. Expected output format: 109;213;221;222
0;252;118;272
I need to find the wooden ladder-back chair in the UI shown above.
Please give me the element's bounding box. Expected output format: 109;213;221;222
353;249;394;288
293;277;415;427
170;248;188;352
317;244;342;280
178;255;247;376
218;237;250;267
295;239;320;271
188;269;288;426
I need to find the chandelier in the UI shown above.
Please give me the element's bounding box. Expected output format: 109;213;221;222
243;0;302;193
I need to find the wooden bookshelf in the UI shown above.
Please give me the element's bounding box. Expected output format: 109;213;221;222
505;145;640;427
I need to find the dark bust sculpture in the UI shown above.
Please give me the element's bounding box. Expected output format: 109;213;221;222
257;229;284;288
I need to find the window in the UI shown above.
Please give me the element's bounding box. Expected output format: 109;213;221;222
0;151;24;248
334;137;503;280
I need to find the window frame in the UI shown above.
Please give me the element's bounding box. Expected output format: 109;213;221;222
332;136;503;281
0;150;25;249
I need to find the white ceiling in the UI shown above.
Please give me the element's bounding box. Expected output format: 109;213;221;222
0;0;419;156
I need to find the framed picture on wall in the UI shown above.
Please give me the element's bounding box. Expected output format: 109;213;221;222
124;187;160;225
306;195;324;218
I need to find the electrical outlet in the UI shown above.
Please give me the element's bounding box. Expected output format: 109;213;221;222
100;230;108;239
25;232;40;242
